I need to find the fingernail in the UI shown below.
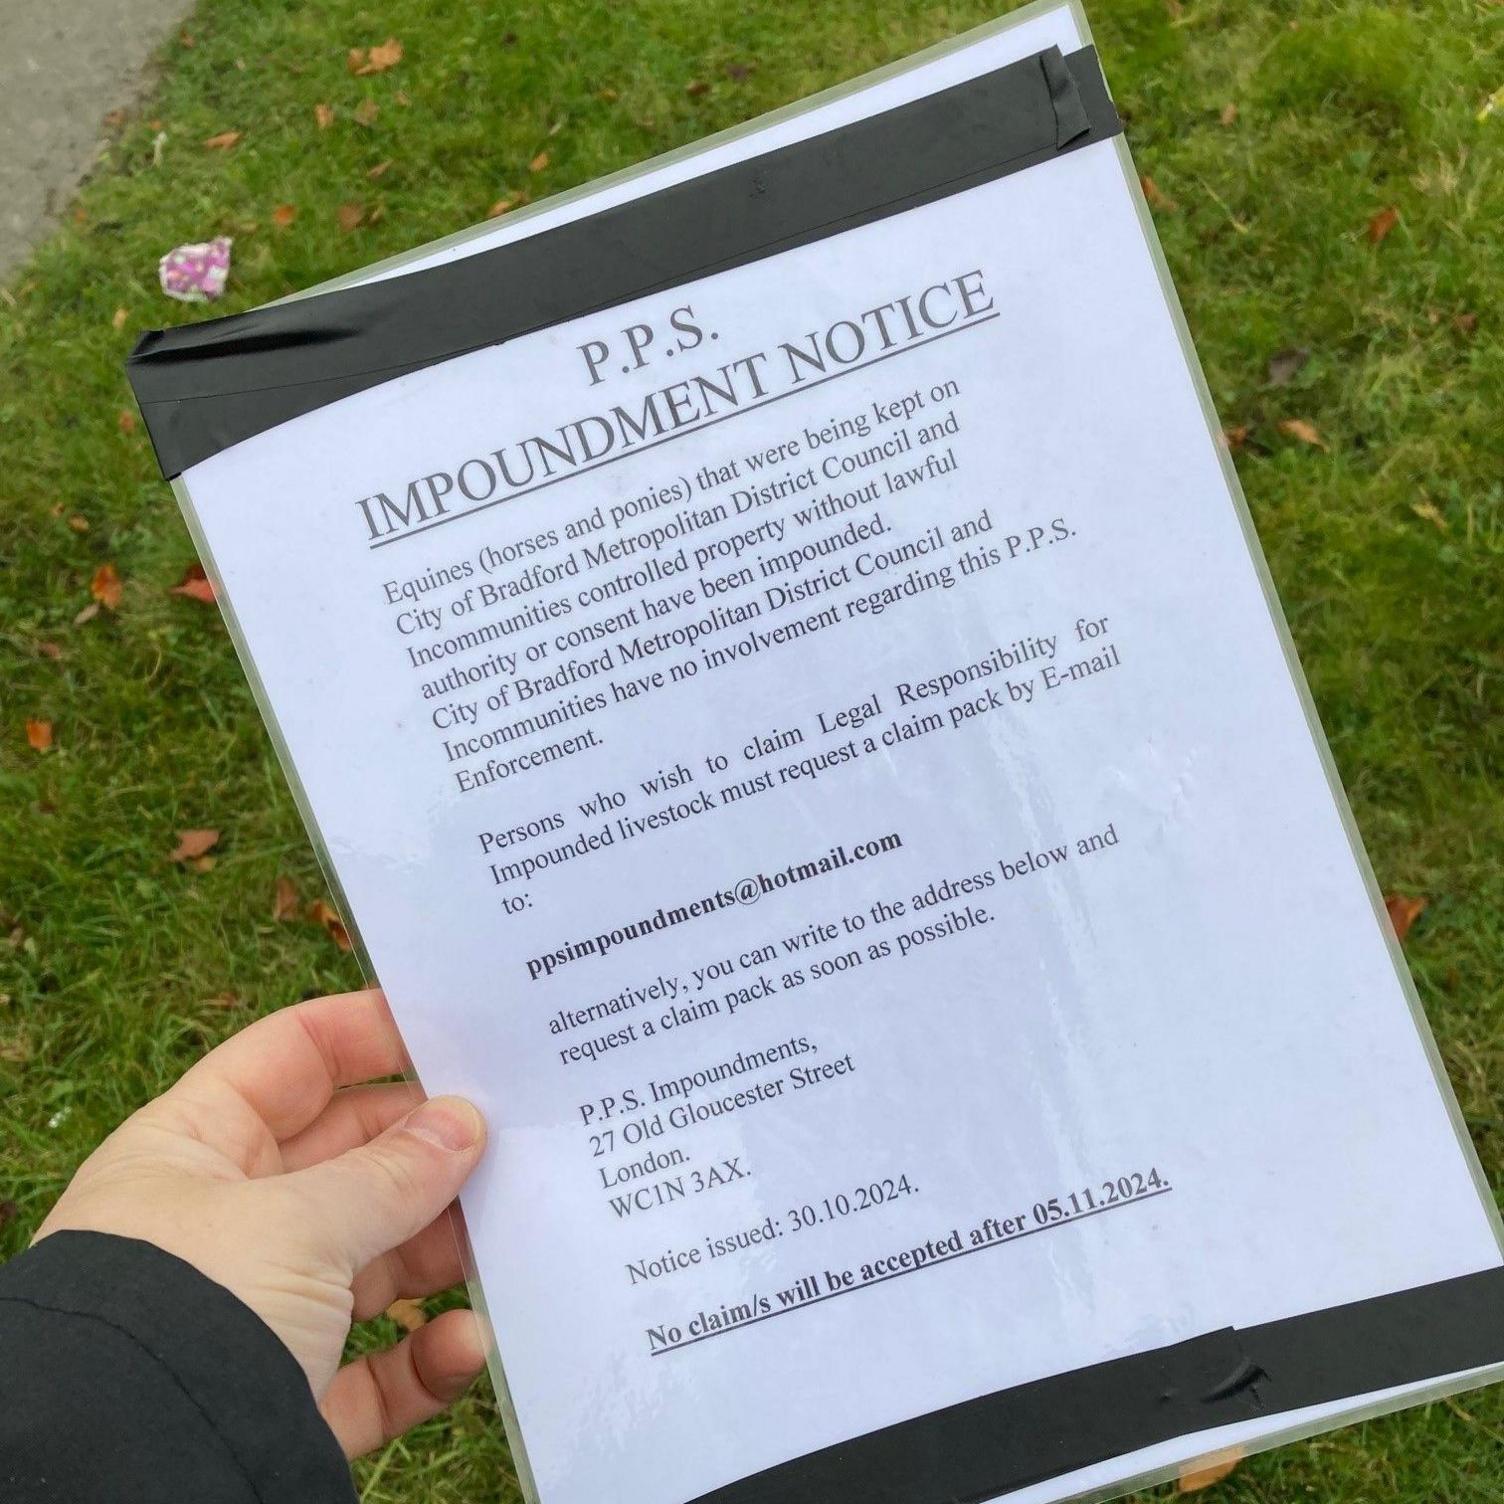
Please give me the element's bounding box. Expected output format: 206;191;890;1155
405;1096;483;1152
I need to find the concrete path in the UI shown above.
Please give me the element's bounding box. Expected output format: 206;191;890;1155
0;0;195;283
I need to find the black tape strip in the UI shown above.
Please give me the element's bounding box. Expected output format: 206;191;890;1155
125;44;1121;477
685;1263;1504;1503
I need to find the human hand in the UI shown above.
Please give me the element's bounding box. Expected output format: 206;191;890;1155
33;987;488;1457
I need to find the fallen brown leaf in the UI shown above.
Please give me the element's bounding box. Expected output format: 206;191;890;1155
112;306;129;331
685;79;709;97
203;130;243;150
36;642;63;660
118;409;137;434
73;602;100;627
1277;417;1328;451
169;561;217;604
1385;894;1428;944
1140;173;1176;212
394;90;410;107
352;37;404;75
307;898;353;951
1454;311;1478;335
337;202;366;232
386;1297;428;1332
272;203;297;228
170;829;221;864
353;97;379;127
488;189;529;218
25;719;53;752
529;149;550;173
367;159;393;180
90;562;123;611
1367;205;1400;245
1266;347;1310;387
273;875;300;922
68;515;89;533
1221;424;1250;451
1219;101;1238;126
190;855;217;874
315;102;335;130
1179;1450;1242;1491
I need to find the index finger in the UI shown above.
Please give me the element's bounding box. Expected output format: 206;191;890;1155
172;987;411;1141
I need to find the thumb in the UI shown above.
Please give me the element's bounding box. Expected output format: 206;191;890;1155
288;1095;485;1274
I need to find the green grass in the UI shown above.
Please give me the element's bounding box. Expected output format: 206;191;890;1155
2;0;1503;1498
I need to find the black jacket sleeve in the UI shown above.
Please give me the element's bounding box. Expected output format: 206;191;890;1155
0;1229;356;1503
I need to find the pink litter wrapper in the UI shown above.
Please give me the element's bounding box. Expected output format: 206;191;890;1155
158;236;232;303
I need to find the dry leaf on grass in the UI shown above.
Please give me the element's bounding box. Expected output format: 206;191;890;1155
488;189;529;218
169;562;217;603
386;1297;427;1332
529;150;550;173
1385;894;1428;944
314;102;335;130
273;875;300;921
1179;1449;1242;1491
112;306;129;331
118;409;137;434
272;203;297;228
337;202;366;232
90;562;123;610
349;38;403;76
73;602;100;626
308;899;353;951
36;642;63;660
353;98;379;127
25;719;53;752
1454;311;1478;335
1219;101;1238;126
1277;418;1328;451
685;80;709;97
1411;499;1448;531
203;130;243;150
1221;424;1250;451
170;829;221;864
68;515;89;533
1367;205;1400;244
1140;174;1176;211
367;160;393;180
